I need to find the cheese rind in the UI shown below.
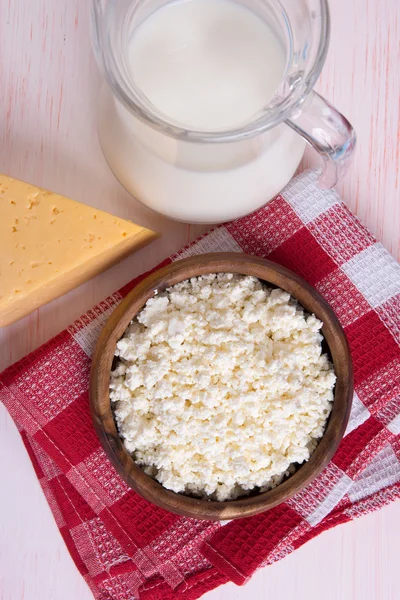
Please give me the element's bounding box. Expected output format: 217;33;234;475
1;174;158;326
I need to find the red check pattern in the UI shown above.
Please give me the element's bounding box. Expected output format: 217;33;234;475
1;170;400;599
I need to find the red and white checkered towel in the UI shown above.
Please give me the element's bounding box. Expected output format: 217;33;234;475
1;170;400;600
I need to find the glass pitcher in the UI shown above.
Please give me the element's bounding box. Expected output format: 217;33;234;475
91;0;356;223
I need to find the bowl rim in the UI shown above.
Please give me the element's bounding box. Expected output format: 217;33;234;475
90;252;353;521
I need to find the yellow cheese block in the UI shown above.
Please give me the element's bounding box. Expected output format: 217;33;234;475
0;174;158;327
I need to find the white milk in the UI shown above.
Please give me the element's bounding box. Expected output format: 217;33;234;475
128;0;286;131
98;0;306;223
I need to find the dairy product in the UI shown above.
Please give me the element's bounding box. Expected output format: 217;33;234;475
110;274;336;501
98;0;306;222
0;174;157;326
129;0;286;131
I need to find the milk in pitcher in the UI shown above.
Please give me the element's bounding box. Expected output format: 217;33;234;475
98;0;306;222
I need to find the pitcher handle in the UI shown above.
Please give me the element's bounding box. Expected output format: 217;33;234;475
285;90;356;188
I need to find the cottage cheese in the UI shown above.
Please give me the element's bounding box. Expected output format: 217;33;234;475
110;274;336;501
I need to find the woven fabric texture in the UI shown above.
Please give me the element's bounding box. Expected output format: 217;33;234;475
1;170;400;599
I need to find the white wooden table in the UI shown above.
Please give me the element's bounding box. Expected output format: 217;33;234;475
1;1;399;599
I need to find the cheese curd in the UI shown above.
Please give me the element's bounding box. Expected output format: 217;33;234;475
110;274;336;501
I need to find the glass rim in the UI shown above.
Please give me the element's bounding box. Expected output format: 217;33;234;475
93;0;330;143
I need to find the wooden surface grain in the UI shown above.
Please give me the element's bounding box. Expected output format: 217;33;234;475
0;1;399;599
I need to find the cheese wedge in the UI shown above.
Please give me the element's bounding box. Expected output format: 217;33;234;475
0;174;158;327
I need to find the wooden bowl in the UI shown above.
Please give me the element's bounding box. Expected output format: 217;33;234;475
90;253;353;520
